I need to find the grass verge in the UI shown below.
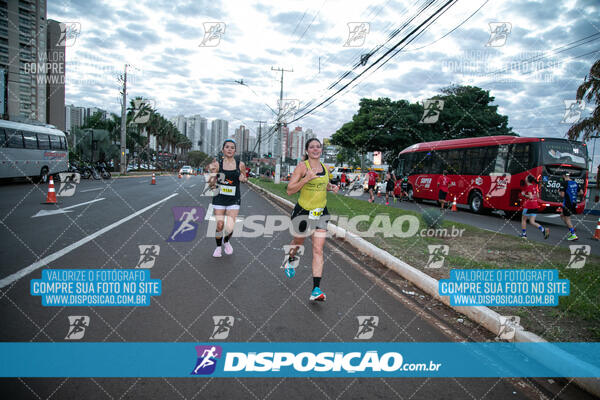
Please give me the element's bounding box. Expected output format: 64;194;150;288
250;177;600;341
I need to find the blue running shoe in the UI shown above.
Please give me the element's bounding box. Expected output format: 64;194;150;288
310;287;326;301
283;256;297;278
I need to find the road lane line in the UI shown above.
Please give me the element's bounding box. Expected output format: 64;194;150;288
80;188;104;193
1;193;178;288
31;198;106;218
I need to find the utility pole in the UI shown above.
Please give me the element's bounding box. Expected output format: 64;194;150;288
254;120;266;156
119;64;128;174
271;66;293;184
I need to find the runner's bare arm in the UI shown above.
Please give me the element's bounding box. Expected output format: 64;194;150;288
287;162;312;195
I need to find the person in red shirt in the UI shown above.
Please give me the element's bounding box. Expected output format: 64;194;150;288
437;170;450;210
367;168;378;203
340;172;347;189
520;175;549;239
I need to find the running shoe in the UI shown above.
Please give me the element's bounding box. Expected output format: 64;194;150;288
310;287;326;301
223;242;233;255
544;228;550;240
520;234;527;239
385;201;389;205
283;256;297;278
567;233;579;241
212;246;222;257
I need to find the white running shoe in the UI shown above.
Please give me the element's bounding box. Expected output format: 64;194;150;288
212;246;222;257
223;242;233;255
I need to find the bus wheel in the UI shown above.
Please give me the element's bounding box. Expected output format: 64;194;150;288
39;167;49;184
469;191;483;213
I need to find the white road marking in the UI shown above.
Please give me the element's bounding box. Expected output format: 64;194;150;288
31;198;106;218
2;193;178;288
80;188;104;193
190;184;196;188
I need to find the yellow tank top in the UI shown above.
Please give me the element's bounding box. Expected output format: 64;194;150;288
298;160;330;210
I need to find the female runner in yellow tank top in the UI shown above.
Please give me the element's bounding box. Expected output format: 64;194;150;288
285;138;339;301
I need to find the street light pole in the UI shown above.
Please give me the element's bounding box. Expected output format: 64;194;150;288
271;66;292;184
119;64;128;174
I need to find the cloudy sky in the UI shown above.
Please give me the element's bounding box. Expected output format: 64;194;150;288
49;0;600;165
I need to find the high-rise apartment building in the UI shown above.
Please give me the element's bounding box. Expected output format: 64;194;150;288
185;114;207;152
0;0;48;122
45;19;64;130
210;119;228;156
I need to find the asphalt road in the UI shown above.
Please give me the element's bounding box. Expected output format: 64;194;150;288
0;175;594;399
347;188;599;255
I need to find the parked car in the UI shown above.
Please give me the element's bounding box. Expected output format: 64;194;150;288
179;165;194;175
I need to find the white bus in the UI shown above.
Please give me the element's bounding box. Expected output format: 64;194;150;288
0;120;69;183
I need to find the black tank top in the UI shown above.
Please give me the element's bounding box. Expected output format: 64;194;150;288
213;158;241;206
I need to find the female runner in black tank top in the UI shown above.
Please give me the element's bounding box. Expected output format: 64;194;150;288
208;139;247;257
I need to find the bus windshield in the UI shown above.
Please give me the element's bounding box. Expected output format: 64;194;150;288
540;140;587;169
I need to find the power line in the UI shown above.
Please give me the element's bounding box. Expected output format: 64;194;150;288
290;0;458;123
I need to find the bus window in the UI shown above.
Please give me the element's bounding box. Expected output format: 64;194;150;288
446;149;464;174
49;135;61;149
464;147;487;175
6;129;24;148
23;131;38;149
493;145;508;173
396;158;405;176
59;136;67;150
507;143;531;174
0;128;5;147
482;146;498;175
37;133;51;149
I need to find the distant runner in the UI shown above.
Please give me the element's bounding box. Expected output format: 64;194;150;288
559;172;583;241
384;168;396;205
367;168;378;203
437;170;450;210
208;139;247;257
520;175;549;240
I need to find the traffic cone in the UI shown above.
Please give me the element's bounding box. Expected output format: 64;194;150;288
178;172;182;179
451;196;457;212
151;173;156;185
593;216;600;241
45;176;57;204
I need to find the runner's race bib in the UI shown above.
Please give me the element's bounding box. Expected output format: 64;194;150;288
220;185;236;196
309;207;324;220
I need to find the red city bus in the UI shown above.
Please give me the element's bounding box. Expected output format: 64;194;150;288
395;136;588;214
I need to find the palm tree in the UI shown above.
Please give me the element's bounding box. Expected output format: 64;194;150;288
567;58;600;141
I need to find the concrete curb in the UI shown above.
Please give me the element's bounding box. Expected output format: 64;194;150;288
247;180;600;397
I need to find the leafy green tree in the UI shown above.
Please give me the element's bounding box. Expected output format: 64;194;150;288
331;85;514;163
567;58;600;141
